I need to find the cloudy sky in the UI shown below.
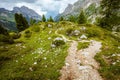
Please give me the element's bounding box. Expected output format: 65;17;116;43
0;0;77;18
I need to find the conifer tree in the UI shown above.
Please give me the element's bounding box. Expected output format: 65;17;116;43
30;18;36;25
68;15;75;22
100;0;120;30
49;16;54;22
0;25;8;35
15;13;29;32
78;10;87;24
59;16;64;21
42;15;46;22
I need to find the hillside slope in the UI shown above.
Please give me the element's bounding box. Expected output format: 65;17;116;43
0;21;120;80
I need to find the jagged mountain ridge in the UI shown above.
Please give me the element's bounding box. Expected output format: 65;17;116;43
0;6;41;31
55;0;101;23
12;6;41;21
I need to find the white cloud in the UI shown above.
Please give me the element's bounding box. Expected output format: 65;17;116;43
59;0;78;13
0;0;78;16
15;2;47;15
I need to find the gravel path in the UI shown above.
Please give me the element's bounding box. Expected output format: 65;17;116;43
59;40;103;80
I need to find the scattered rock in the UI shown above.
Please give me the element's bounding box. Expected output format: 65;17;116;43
51;44;56;48
73;30;80;36
80;34;87;39
48;24;52;28
81;26;86;31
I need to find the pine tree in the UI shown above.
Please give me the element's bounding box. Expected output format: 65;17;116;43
49;16;54;22
100;0;120;30
68;15;75;22
78;10;87;24
42;15;46;22
15;13;29;32
59;16;64;21
0;25;8;35
30;18;36;25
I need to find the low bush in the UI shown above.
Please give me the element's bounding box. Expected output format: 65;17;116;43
66;28;74;36
9;32;21;39
52;37;65;47
24;30;32;38
85;23;93;27
0;34;14;44
32;26;40;32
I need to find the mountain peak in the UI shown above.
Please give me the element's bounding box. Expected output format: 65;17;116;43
13;6;41;20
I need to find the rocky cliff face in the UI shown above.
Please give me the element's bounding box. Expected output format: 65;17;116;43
62;0;100;14
55;0;101;23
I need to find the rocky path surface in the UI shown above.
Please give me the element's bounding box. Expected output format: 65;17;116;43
59;40;103;80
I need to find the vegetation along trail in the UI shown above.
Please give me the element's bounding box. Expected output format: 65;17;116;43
59;39;103;80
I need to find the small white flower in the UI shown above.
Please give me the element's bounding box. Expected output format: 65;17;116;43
48;37;51;40
117;60;120;62
22;46;26;48
45;65;47;68
43;57;47;60
29;67;33;71
16;60;18;62
118;47;120;49
112;62;116;65
112;54;116;57
49;31;52;34
34;62;37;65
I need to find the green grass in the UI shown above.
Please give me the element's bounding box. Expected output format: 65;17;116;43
0;21;120;80
0;22;69;80
94;33;120;80
77;42;90;50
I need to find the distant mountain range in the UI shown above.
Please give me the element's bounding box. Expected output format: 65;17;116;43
55;0;101;23
12;6;41;21
0;6;41;31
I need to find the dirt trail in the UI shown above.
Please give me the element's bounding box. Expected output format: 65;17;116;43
59;40;103;80
55;30;73;42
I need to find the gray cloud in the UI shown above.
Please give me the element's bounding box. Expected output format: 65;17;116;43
0;0;78;17
0;0;37;3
